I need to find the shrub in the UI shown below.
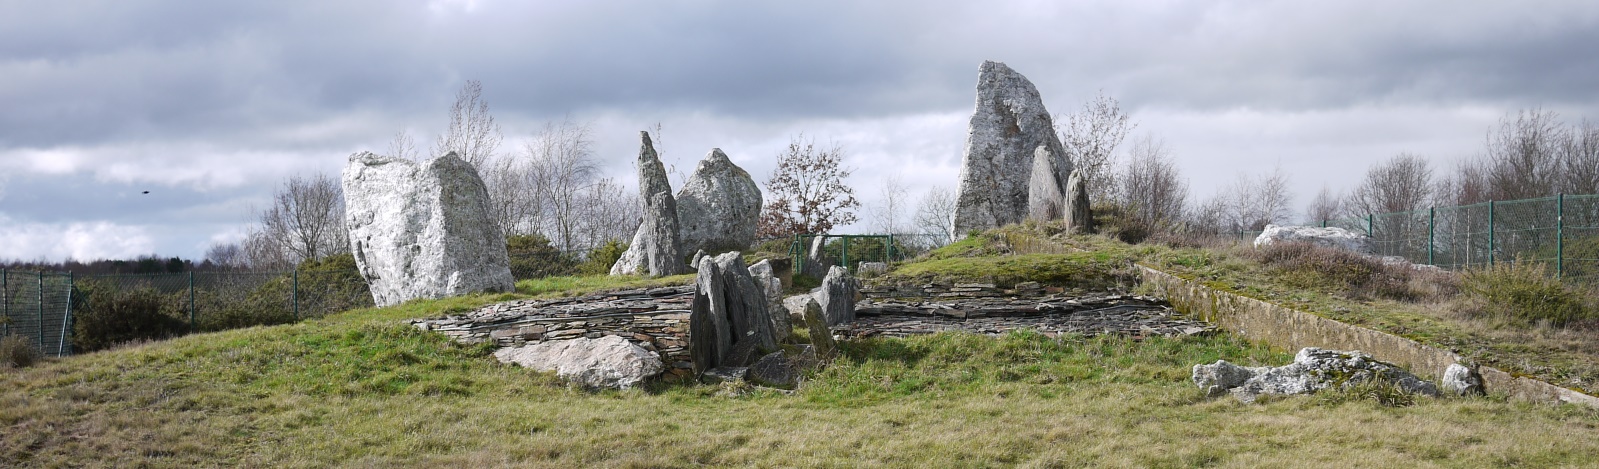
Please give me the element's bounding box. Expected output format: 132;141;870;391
1;334;44;368
577;240;628;276
1460;262;1598;328
1090;202;1150;244
506;234;580;279
1249;241;1418;301
72;283;190;352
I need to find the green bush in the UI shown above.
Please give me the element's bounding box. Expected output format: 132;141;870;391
507;234;580;279
578;240;628;276
1250;241;1418;301
1090;202;1149;244
72;283;190;352
1461;262;1598;328
1;334;43;368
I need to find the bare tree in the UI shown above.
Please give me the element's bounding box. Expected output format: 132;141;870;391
1484;108;1565;201
1561;118;1599;195
524;119;599;251
1115;135;1187;230
1205;167;1292;232
869;174;909;234
432;80;503;169
241;226;291;270
1436;157;1491;206
1059;91;1135;201
256;174;348;264
1304;185;1344;225
1345;153;1434;217
388;130;419;161
912;186;957;247
572;177;641;252
756;134;860;237
203;242;247;270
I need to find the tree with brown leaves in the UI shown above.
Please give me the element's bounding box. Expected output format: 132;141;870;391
756;135;860;237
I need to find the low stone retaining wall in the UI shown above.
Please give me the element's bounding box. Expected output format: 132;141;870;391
1138;264;1599;408
412;285;696;380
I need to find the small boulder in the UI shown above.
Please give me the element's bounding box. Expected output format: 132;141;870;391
700;366;749;385
747;351;801;389
1191;360;1266;398
493;336;663;389
1442;363;1485;396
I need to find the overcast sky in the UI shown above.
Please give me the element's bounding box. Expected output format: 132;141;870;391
3;0;1598;262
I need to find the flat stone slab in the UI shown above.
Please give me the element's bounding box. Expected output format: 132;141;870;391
838;294;1214;339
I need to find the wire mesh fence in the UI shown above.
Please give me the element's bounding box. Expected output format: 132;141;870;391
0;268;372;357
1300;193;1599;291
783;233;955;275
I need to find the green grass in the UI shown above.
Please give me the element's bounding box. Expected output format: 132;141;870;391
6;297;1599;467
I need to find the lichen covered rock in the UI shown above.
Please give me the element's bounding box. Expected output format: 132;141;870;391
952;60;1071;236
676;149;762;254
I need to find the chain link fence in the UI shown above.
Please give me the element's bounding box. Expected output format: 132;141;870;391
1304;194;1599;290
0;268;372;357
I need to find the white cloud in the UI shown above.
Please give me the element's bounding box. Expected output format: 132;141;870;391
0;215;155;261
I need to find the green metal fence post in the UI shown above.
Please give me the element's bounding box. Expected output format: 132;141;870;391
37;271;45;349
188;271;196;331
293;269;300;321
3;269;9;337
1366;214;1374;237
841;237;850;272
1321;219;1327;228
59;272;73;357
1488;200;1496;266
1556;193;1564;278
887;234;896;262
1428;207;1435;266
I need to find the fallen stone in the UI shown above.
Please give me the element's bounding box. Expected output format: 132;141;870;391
1253;225;1375;254
747;351;801;389
493;335;664;389
343;151;515;306
1196;347;1440;403
676;149;762;254
700;366;749;385
611;131;687;276
952;60;1072;236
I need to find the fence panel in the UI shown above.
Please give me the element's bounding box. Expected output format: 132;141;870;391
0;271;74;357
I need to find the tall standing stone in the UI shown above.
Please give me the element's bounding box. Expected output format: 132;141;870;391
1027;146;1065;221
343;151;514;307
749;259;792;342
952;61;1072;237
1064;168;1093;234
688;252;779;374
611;132;687;276
676;148;763;255
815;265;858;326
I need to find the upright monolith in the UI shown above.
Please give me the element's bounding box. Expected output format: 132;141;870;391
952;61;1072;236
676;149;763;254
689;252;778;374
343;151;515;306
1064;168;1093;234
1027;146;1066;221
611;131;687;276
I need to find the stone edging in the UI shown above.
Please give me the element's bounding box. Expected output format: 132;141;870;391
1137;264;1599;408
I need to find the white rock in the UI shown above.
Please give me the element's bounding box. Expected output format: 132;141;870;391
952;61;1072;236
1253;225;1375;254
675;149;762;254
814;265;858;326
1196;347;1440;403
494;336;664;389
1442;363;1485;396
343;152;514;307
1027;146;1066;221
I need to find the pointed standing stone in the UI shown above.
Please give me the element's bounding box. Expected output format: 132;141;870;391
1064;168;1093;234
611;131;687;276
952;61;1072;237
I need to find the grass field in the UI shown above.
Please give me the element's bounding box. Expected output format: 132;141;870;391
5;233;1599;467
5;286;1599;467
